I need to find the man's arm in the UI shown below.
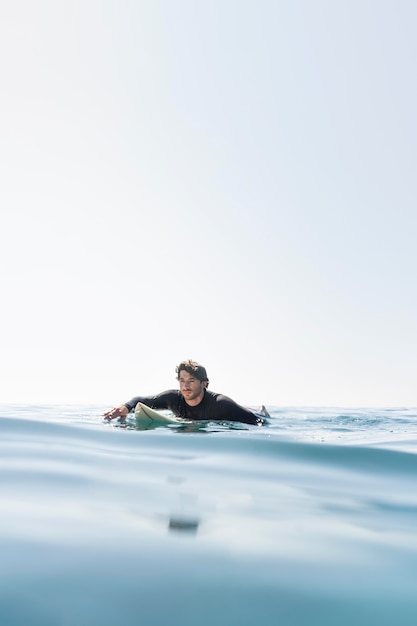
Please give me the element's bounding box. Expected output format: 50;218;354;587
103;390;180;421
213;394;266;425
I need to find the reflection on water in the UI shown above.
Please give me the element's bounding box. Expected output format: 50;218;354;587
110;414;251;433
168;516;200;533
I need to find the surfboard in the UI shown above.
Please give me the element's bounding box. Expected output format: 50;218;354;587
134;401;269;427
134;402;181;425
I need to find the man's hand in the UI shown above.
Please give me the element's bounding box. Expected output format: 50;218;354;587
103;405;130;421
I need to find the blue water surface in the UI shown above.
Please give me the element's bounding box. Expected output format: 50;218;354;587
1;404;417;626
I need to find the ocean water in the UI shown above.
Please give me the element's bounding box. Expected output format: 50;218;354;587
1;404;417;626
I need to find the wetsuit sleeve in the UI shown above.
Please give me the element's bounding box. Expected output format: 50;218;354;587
124;390;180;413
212;394;265;425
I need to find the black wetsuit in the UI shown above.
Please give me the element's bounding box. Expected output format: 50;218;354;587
124;389;265;426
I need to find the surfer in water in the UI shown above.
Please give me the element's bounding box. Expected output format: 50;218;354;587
104;359;270;426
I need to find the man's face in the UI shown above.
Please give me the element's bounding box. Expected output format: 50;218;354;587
178;369;206;404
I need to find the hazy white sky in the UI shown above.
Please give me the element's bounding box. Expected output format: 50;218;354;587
1;1;416;406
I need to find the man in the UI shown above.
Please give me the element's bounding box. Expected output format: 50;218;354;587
103;359;269;426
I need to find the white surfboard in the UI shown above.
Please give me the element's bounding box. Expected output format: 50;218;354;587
134;401;269;427
134;402;181;425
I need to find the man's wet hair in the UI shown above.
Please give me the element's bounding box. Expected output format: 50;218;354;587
176;360;209;387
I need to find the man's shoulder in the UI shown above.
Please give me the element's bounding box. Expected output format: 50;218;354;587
157;389;181;399
204;390;236;405
203;390;258;423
